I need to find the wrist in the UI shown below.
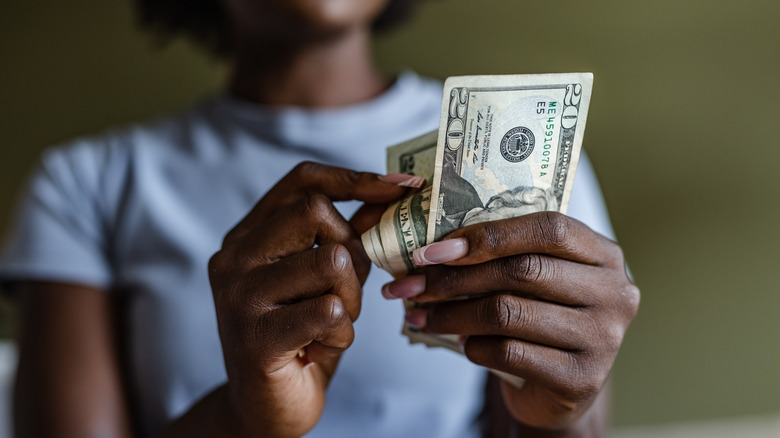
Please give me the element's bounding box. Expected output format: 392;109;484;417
511;384;610;438
216;382;304;438
208;385;247;438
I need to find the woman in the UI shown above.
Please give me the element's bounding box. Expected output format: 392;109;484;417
1;0;639;436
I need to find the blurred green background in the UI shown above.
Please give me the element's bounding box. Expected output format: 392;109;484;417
2;0;780;430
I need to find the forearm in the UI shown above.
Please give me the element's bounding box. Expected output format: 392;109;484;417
483;376;611;438
153;384;244;438
513;383;610;438
14;282;134;438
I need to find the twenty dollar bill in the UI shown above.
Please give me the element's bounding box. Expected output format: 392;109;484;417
427;73;593;242
362;73;594;387
362;132;438;277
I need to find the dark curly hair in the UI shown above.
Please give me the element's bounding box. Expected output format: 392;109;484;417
135;0;420;57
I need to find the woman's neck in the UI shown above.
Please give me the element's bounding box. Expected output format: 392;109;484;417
227;28;389;108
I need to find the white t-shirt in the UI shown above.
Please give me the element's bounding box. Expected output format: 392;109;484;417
0;72;614;437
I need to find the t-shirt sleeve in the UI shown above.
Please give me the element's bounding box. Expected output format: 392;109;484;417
566;152;617;241
0;142;113;289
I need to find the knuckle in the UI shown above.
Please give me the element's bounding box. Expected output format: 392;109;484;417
564;357;602;401
208;251;228;279
507;254;544;284
583;311;624;359
463;222;503;257
480;224;504;253
538;211;571;248
577;369;606;400
330;244;353;273
605;325;625;355
222;226;241;245
342;169;365;187
318;294;349;327
500;338;526;369
291;161;322;179
486;295;523;333
589;313;625;357
610;242;626;265
208;251;244;299
312;294;354;347
602;239;625;268
316;244;353;280
302;192;332;219
622;282;641;318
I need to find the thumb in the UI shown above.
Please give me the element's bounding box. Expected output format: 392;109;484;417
350;203;390;235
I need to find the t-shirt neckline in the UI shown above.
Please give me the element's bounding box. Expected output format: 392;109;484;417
211;70;420;125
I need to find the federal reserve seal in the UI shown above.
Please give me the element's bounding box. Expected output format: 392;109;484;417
500;126;535;163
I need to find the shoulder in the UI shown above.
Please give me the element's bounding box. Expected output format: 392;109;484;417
37;100;217;188
23;99;224;240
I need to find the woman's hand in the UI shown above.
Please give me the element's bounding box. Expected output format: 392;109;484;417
207;162;409;438
383;212;639;431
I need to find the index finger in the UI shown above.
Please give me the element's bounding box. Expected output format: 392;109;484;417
264;161;413;206
423;212;617;267
235;162;420;237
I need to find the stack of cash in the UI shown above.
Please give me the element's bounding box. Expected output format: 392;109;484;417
362;73;594;387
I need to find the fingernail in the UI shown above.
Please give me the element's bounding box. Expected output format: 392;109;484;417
378;173;426;188
413;238;469;266
381;275;426;299
405;309;427;330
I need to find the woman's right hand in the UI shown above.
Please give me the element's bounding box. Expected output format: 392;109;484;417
207;162;409;438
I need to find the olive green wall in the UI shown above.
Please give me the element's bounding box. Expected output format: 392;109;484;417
2;0;780;429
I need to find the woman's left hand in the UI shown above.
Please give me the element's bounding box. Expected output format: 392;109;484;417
381;211;639;431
